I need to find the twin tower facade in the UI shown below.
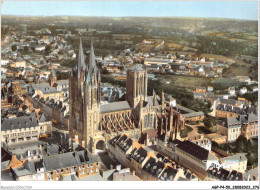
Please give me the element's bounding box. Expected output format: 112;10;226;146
69;40;162;153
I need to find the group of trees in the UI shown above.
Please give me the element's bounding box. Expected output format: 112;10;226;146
203;115;218;129
212;136;258;168
239;91;258;106
100;75;211;114
56;71;70;80
101;75;126;87
148;79;212;114
197;36;257;57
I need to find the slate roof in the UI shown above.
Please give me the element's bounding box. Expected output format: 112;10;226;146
220;153;247;163
119;138;133;152
1;147;12;162
39;114;51;123
128;64;144;71
56;80;69;88
43;150;100;172
146;95;161;106
219;117;241;129
1;115;38;131
164;93;175;102
116;134;128;146
159;166;178;181
143;157;165;177
182;111;204;118
32;83;60;94
127;147;137;160
247;113;258;123
216;104;247;115
207;166;243;181
12;166;32;177
42;144;60;156
219;98;243;106
132;147;147;164
109;135;121;147
175;104;195;114
100;101;131;113
177;140;217;161
247;106;257;115
1;160;10;171
1;169;15;181
9;144;40;158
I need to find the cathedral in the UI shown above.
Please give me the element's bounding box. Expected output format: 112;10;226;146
69;40;182;153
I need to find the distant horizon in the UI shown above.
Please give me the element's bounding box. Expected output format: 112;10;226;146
1;14;258;21
1;1;258;21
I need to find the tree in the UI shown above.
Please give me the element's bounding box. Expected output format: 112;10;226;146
11;44;17;52
235;136;248;153
24;46;29;52
44;45;51;55
203;115;218;129
211;141;219;148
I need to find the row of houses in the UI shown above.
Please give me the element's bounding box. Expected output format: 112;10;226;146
155;134;248;180
1;149;101;181
1;112;52;145
108;134;199;181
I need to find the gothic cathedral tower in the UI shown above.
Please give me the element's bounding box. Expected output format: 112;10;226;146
69;39;101;151
126;64;148;133
126;64;148;108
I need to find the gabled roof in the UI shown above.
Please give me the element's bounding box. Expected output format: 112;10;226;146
100;101;131;113
116;134;128;146
219;98;243;106
220;153;247;162
159;166;178;181
128;64;144;71
146;95;161;106
119;138;133;152
219;117;241;129
177;140;217;161
39;114;51;123
132;147;148;164
1;169;15;181
109;135;121;147
1;115;38;131
43;150;100;171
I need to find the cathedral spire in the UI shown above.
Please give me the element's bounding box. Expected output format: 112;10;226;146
88;38;97;75
153;88;156;106
77;38;86;76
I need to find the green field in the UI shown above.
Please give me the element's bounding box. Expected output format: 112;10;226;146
157;74;211;90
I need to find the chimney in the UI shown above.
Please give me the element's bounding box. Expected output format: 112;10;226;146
68;138;72;147
145;133;148;146
39;144;43;153
72;142;78;151
169;175;173;181
75;135;79;144
82;141;85;148
116;165;121;171
132;171;135;176
110;164;113;170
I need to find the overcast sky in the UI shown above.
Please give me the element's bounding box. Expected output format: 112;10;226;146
2;1;258;20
